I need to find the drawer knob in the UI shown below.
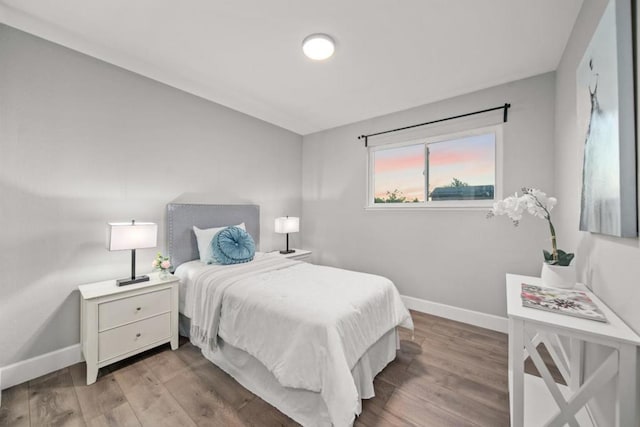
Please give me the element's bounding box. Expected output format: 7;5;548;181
136;333;141;338
136;307;141;312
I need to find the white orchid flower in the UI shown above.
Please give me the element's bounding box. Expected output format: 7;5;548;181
488;187;572;265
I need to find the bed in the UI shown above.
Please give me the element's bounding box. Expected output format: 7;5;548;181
167;203;413;427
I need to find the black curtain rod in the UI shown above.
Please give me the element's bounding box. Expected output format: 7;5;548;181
358;103;511;147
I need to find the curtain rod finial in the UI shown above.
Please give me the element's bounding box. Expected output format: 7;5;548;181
503;103;511;122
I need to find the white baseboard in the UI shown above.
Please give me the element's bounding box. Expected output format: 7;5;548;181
0;344;83;394
401;295;508;333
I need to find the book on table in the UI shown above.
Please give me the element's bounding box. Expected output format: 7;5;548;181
520;283;607;323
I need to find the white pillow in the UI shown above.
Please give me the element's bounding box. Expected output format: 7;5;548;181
193;223;246;263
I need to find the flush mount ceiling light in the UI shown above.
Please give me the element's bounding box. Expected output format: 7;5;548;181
302;33;335;60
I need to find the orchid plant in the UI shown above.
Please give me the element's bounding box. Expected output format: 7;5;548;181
152;252;171;272
487;187;574;266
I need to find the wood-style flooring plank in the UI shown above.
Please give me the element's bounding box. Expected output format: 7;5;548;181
407;312;438;339
173;341;205;368
409;310;442;326
356;401;415;427
190;358;255;409
28;368;85;427
0;383;30;427
164;365;249;427
396;368;509;426
395;337;424;366
237;396;299;427
113;359;196;427
85;402;141;427
384;387;477;427
397;327;425;344
357;379;413;427
421;327;508;364
430;322;508;354
406;357;509;415
375;358;409;388
361;378;396;413
142;348;191;384
432;315;508;344
69;363;127;423
109;358;160;392
418;337;508;377
409;349;508;393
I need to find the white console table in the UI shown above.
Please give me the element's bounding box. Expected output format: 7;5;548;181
506;274;640;427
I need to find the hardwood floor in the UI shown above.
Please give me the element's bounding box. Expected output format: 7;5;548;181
0;311;558;426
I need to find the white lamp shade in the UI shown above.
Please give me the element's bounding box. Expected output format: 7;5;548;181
107;222;158;251
274;217;299;234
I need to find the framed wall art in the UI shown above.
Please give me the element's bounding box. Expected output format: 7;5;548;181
576;0;637;237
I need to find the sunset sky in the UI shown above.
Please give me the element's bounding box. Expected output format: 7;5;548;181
374;133;495;201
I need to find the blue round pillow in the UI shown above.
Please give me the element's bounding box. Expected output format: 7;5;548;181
211;226;255;265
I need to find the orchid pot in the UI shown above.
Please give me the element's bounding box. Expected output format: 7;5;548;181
540;262;576;289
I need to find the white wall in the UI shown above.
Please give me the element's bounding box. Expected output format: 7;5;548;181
554;0;639;424
0;24;302;368
302;73;556;317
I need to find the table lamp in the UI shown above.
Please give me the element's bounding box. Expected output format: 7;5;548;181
107;220;158;286
274;216;299;254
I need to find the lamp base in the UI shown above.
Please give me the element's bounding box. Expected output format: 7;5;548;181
279;249;296;254
117;275;150;287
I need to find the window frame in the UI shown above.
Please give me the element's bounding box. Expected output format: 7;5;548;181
365;124;503;210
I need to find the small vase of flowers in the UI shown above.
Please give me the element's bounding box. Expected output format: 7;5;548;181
488;187;576;288
152;252;172;280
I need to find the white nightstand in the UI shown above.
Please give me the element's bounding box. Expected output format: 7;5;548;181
79;273;179;385
272;248;312;261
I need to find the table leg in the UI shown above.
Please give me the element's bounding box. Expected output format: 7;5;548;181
569;337;584;393
617;344;637;427
509;317;525;427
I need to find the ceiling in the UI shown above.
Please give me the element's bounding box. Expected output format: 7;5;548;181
0;0;583;135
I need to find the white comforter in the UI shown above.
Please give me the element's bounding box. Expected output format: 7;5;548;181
176;254;413;426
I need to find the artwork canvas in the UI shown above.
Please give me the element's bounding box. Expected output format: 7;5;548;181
576;0;637;237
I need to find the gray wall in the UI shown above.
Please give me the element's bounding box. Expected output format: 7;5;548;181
0;24;302;368
302;72;556;317
554;0;640;424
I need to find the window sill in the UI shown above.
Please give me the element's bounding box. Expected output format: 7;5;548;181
364;202;494;211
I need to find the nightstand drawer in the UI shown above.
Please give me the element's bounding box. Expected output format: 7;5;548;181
99;289;171;331
98;313;171;362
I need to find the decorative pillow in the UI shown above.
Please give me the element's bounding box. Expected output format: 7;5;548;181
211;226;256;265
193;223;245;263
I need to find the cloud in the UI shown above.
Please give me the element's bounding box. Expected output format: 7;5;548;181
429;144;492;166
375;153;423;173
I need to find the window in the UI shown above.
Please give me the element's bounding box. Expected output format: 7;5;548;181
367;126;501;208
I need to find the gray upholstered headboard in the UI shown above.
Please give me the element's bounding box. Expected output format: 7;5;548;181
167;203;260;269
